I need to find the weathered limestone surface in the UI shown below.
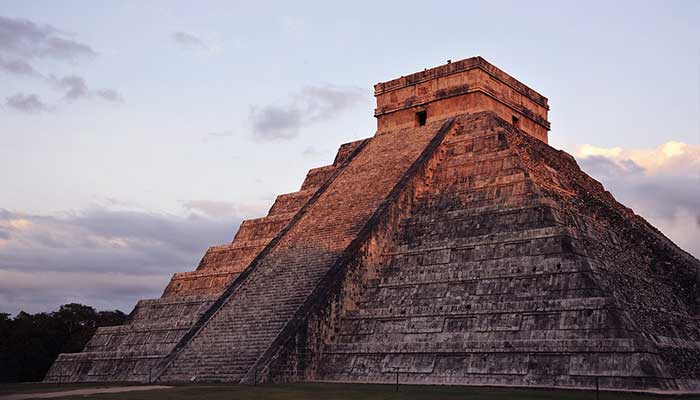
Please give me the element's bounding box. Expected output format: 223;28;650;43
45;57;700;393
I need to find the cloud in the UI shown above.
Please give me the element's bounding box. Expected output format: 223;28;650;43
302;146;324;159
183;200;237;219
50;74;123;103
40;36;95;60
0;16;121;109
578;141;697;175
250;105;303;140
5;92;49;113
0;55;38;76
0;15;96;61
4;77;123;114
56;74;88;99
577;155;645;181
250;85;365;141
0;204;251;315
183;200;268;219
95;89;123;102
301;86;364;122
171;31;208;50
575;141;700;258
0;269;165;317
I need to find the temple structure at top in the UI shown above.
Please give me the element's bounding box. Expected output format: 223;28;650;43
374;57;550;142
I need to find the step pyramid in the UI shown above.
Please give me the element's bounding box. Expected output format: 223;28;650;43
45;57;700;394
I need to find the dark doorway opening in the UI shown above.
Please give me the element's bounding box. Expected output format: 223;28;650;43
511;115;520;128
416;110;428;126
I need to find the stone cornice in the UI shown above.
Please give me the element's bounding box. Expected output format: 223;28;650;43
374;84;551;130
374;56;549;109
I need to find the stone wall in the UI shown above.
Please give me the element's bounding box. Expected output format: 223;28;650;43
374;57;549;142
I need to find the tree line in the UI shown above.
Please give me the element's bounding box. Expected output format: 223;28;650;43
0;303;127;382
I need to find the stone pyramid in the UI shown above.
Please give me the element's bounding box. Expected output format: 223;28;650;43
45;57;700;394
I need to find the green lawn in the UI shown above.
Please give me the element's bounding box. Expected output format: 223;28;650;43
2;383;700;400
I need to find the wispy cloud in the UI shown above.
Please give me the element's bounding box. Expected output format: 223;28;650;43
0;55;38;76
5;92;50;113
576;141;700;258
578;141;697;175
0;204;250;315
171;31;208;50
55;74;88;100
49;74;123;103
183;200;237;219
95;89;124;102
0;15;122;110
250;105;303;140
183;200;268;219
250;85;365;141
0;15;96;62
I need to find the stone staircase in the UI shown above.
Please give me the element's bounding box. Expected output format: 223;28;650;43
44;139;369;383
156;119;456;383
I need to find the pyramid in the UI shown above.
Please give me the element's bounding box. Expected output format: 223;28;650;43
45;57;700;394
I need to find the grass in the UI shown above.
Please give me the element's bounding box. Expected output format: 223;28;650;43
2;382;700;400
0;382;141;396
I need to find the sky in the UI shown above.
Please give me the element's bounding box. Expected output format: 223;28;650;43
0;1;698;315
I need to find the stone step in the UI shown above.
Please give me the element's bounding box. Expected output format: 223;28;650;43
391;226;579;254
335;328;633;343
344;297;615;320
358;289;606;310
267;189;316;216
372;257;588;285
323;337;652;354
232;213;297;243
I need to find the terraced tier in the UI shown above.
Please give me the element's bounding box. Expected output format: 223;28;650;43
45;294;218;382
